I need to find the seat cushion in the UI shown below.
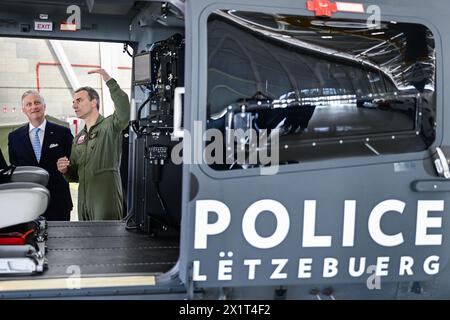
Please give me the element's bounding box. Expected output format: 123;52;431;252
10;166;49;187
0;182;50;229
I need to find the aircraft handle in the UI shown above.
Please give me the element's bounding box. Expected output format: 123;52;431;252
172;87;185;140
433;147;450;179
411;180;450;192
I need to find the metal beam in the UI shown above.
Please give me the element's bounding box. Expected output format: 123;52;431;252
48;40;81;91
100;42;120;116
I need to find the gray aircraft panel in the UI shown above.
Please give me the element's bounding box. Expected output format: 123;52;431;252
179;0;450;294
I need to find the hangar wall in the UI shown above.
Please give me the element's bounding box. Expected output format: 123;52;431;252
0;37;132;162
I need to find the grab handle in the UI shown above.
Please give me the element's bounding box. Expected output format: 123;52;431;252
172;87;185;139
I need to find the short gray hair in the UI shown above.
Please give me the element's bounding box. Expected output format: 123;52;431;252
75;86;100;110
21;90;45;106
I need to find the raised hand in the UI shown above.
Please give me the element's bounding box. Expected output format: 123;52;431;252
87;68;111;82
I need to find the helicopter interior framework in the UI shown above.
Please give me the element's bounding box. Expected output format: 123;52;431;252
0;0;186;297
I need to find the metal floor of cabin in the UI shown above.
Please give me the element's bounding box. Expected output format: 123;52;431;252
45;221;179;277
3;221;179;280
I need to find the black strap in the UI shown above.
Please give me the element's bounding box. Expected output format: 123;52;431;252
0;165;16;184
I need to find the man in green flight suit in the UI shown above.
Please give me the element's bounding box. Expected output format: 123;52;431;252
57;68;130;220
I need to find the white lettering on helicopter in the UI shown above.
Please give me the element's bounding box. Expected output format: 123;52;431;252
192;255;440;281
192;199;444;281
194;199;443;249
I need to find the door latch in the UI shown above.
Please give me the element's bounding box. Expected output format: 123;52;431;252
433;147;450;179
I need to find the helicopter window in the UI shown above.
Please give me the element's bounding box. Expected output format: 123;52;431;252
206;11;436;169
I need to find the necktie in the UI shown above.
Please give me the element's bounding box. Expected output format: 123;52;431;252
31;127;41;162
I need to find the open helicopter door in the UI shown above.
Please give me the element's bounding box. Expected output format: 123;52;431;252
179;0;450;299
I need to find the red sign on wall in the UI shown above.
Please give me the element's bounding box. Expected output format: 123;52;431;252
34;21;53;31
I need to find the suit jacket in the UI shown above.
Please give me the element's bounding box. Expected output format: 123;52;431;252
0;148;6;169
8;121;74;221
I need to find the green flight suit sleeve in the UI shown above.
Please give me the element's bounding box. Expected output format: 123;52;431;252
65;142;79;182
106;78;130;132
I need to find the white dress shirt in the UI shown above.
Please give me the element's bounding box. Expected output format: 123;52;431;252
28;119;47;147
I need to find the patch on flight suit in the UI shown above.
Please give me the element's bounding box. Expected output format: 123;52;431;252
77;133;87;145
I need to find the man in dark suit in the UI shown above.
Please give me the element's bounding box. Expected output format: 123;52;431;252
0;149;6;169
8;90;73;221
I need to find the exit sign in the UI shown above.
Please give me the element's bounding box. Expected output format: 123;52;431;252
34;21;53;31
